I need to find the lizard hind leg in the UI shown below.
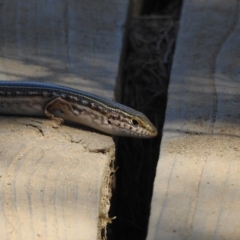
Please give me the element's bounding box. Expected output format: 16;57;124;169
44;97;74;125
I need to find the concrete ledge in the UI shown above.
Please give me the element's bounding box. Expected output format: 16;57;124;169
0;117;114;240
148;1;240;239
0;0;130;239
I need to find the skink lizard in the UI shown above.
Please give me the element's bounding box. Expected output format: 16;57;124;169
0;81;157;138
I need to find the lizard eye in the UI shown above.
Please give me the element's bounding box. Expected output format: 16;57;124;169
130;119;139;126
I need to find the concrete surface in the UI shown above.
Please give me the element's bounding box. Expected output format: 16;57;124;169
0;0;129;239
0;0;128;99
147;1;240;240
0;117;114;240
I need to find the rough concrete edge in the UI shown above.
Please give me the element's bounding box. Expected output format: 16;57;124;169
96;3;132;239
97;145;116;240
